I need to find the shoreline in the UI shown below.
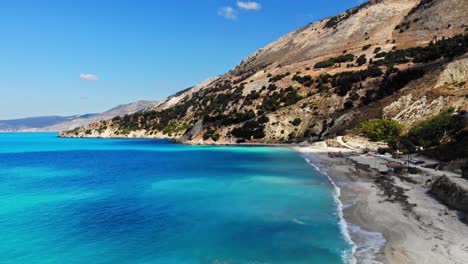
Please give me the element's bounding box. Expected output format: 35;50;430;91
296;148;379;264
301;153;358;264
294;146;468;264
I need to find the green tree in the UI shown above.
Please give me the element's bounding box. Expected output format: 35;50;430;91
354;119;403;142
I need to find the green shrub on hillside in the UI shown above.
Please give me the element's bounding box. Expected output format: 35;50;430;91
372;34;467;66
404;108;464;148
354;119;403;142
314;54;355;69
292;74;313;87
231;120;266;140
261;87;304;112
362;44;372;51
331;65;382;96
356;54;367;66
269;72;291;83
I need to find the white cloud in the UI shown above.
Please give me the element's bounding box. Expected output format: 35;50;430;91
237;1;262;11
79;73;98;81
218;6;237;20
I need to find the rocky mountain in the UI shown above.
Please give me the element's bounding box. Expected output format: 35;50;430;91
0;115;96;131
2;100;159;132
61;0;468;146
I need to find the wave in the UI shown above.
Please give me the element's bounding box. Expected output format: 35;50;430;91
348;224;386;264
299;151;388;264
301;155;357;264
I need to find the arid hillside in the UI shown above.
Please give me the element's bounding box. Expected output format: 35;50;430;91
61;0;468;146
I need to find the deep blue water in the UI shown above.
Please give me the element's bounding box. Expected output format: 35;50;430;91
0;133;353;264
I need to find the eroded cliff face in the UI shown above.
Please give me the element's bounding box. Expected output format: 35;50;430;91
60;0;468;144
382;57;468;128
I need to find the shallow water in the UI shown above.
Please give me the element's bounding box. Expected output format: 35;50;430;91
0;133;353;264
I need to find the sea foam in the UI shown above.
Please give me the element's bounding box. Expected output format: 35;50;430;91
301;154;357;264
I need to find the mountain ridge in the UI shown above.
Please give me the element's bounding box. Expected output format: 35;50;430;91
1;100;159;132
60;0;467;146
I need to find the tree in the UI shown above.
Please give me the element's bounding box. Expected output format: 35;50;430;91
354;119;403;142
356;54;367;66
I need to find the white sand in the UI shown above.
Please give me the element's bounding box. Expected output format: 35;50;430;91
294;145;468;264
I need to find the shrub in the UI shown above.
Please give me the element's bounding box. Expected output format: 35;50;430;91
292;75;313;86
372;34;468;67
257;115;270;124
314;59;336;69
231;121;266;140
375;52;387;58
356;54;367;66
343;101;354;109
405;108;463;148
375;68;424;99
291;118;302;126
269;72;291;83
211;134;220;142
354;119;403;142
331;65;382;96
314;54;355;69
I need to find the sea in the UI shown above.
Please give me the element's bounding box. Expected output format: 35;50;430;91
0;133;355;264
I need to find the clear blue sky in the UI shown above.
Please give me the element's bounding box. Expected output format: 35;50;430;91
0;0;363;119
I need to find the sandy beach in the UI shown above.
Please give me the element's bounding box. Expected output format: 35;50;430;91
294;143;468;264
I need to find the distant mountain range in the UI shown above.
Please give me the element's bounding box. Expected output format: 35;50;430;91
0;100;159;132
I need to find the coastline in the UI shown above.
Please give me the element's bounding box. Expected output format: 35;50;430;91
29;132;468;263
301;152;358;264
294;145;468;264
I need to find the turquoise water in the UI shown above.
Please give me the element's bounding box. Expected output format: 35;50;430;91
0;133;353;264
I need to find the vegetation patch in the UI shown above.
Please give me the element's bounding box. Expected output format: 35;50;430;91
354;119;403;142
231;120;266;140
403;108;465;149
314;54;355;69
203;129;220;141
331;65;383;96
362;68;425;105
269;72;291;83
356;54;367;66
292;74;314;87
373;34;468;66
262;87;304;112
362;44;372;51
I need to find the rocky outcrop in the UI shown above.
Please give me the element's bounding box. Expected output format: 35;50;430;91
435;57;468;88
430;176;468;213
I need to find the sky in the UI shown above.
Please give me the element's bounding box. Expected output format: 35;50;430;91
0;0;364;119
